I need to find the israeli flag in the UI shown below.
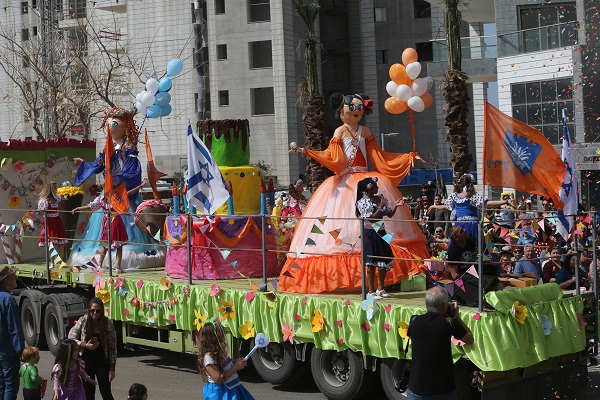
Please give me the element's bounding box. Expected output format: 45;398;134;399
186;124;230;214
556;109;578;240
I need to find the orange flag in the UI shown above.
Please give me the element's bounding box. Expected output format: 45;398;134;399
145;130;167;200
104;129;130;214
483;102;566;209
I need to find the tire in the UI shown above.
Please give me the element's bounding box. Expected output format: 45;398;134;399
251;340;298;385
21;298;40;347
44;303;65;356
311;348;367;400
380;358;409;400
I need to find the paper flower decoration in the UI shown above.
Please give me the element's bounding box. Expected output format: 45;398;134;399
512;301;527;325
362;321;371;331
114;276;124;290
97;290;110;303
136;280;144;289
311;310;325;332
540;315;552;336
281;322;295;344
209;284;221;297
361;293;379;320
336;320;343;327
169;314;175;323
132;297;139;307
383;323;390;331
183;286;191;297
217;299;235;320
385;304;392;313
147;309;158;324
9;196;20;208
12;160;25;172
123;309;129;317
398;321;409;339
93;268;106;292
239;321;255;340
245;292;255;303
338;338;344;344
159;277;171;291
473;313;481;321
294;313;301;321
194;310;208;331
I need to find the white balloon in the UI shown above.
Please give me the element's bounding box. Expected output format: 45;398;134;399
386;81;399;97
425;76;434;93
412;78;427;97
406;62;422;80
395;84;413;102
140;91;155;108
135;92;144;102
135;101;146;114
408;96;425;112
146;78;159;94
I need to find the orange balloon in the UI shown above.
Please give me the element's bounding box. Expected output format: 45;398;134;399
421;93;433;109
384;97;408;114
389;64;408;85
402;48;418;65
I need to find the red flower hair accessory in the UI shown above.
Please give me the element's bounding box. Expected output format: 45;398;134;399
363;99;374;115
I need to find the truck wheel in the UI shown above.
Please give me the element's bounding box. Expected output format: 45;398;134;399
44;303;64;356
311;348;367;400
380;358;408;400
251;340;298;384
21;298;40;347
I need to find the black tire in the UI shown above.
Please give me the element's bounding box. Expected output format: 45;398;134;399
380;358;409;400
44;303;65;356
21;298;40;347
251;340;298;384
310;348;367;400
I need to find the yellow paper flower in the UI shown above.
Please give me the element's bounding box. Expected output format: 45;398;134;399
57;186;85;197
238;321;255;340
159;277;171;291
311;310;325;332
194;309;208;331
97;290;110;304
9;196;20;208
512;301;528;325
217;299;235;321
398;321;409;339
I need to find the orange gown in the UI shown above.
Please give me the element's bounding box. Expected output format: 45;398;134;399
279;128;429;293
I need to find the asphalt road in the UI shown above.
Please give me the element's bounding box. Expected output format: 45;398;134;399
18;348;600;399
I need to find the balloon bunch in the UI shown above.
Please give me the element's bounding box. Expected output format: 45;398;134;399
134;58;184;119
384;48;433;114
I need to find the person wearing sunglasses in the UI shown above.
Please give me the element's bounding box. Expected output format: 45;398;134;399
68;297;117;400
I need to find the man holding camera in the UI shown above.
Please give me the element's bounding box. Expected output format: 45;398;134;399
407;286;474;400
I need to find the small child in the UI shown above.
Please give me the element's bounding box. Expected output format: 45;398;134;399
197;320;254;400
127;383;148;400
37;182;69;249
51;339;96;400
20;346;44;400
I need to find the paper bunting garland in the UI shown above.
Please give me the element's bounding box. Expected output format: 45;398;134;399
465;265;479;279
329;228;342;239
371;220;384;232
310;224;324;234
381;233;393;244
305;238;316;246
317;216;327;225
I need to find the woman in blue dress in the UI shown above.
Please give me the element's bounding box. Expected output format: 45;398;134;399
68;107;165;270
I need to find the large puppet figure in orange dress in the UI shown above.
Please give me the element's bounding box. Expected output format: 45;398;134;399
279;92;429;294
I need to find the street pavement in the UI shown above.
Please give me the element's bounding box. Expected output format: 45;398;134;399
19;348;600;399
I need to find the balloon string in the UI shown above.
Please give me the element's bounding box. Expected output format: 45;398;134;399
409;109;416;153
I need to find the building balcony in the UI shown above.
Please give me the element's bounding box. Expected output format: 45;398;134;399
427;36;497;82
498;22;578;58
93;0;126;13
424;0;494;23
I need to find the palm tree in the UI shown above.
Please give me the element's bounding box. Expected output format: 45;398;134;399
293;0;330;192
441;0;473;183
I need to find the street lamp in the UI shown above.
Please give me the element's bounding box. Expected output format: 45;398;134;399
380;132;402;151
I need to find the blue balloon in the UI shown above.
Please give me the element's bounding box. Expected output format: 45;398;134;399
155;92;171;107
158;77;172;92
167;59;183;77
161;104;172;117
146;105;162;119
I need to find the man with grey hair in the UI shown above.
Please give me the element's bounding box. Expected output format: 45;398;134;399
0;266;24;400
407;286;474;400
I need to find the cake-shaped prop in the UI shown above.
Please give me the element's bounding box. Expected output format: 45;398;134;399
198;119;261;215
56;184;84;241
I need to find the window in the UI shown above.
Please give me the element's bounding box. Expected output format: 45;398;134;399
22;2;28;14
249;0;270;23
511;78;574;145
375;50;388;65
249;40;272;68
32;0;36;8
413;0;431;18
22;28;29;41
217;44;227;60
519;4;577;53
32;26;37;36
374;7;386;22
251;87;274;115
218;90;229;106
191;3;196;23
215;0;225;14
415;42;433;61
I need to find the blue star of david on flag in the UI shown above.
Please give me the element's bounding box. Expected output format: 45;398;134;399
503;129;542;176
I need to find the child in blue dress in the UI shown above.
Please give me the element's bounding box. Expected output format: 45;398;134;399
197;320;254;400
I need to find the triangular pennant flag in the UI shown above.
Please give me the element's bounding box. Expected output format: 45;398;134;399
310;224;324;234
290;262;302;270
281;270;295;278
329;228;342;240
485;242;495;252
231;261;238;268
48;242;55;251
220;249;231;259
500;227;509;238
59;261;67;270
382;233;393;244
317;216;327;225
50;248;59;258
466;265;479;279
153;229;161;242
483;254;490;261
371;220;384;232
271;280;278;291
455;278;465;292
446;283;455;297
296;246;302;256
305;238;316;246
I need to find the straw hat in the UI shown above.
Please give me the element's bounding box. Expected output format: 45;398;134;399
0;266;17;282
